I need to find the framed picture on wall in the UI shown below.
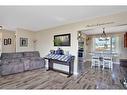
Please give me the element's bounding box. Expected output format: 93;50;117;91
4;39;8;45
4;38;12;45
20;37;28;47
54;34;71;46
8;38;11;44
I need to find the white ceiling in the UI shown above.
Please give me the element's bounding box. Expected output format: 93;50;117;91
0;6;127;31
82;25;127;35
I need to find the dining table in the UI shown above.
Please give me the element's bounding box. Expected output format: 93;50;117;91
89;52;118;67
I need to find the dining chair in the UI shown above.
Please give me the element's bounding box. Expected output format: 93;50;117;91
91;54;100;68
103;55;113;70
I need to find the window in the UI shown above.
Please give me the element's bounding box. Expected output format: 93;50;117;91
111;36;117;52
94;36;116;52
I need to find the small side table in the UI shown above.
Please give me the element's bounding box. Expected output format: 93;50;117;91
44;55;75;77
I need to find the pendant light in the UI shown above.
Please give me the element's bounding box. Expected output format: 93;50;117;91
101;28;106;38
99;28;107;41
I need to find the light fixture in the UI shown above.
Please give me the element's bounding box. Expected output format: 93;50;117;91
77;31;82;40
99;28;108;41
101;28;107;38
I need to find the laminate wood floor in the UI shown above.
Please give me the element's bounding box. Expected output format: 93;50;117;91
0;62;126;89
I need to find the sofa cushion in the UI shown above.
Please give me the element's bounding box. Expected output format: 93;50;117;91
21;57;44;62
1;58;21;65
1;63;24;75
1;52;23;59
29;57;43;61
0;51;45;76
23;51;40;57
21;57;45;71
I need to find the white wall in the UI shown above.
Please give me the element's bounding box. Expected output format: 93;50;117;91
0;12;127;74
16;28;35;52
1;30;16;53
35;12;127;74
35;28;78;74
85;36;93;61
0;28;36;53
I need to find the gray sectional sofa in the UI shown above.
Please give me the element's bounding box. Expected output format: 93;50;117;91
0;51;45;76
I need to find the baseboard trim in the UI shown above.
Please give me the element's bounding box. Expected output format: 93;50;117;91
74;72;78;75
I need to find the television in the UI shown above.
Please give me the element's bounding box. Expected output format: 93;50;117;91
54;34;71;46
